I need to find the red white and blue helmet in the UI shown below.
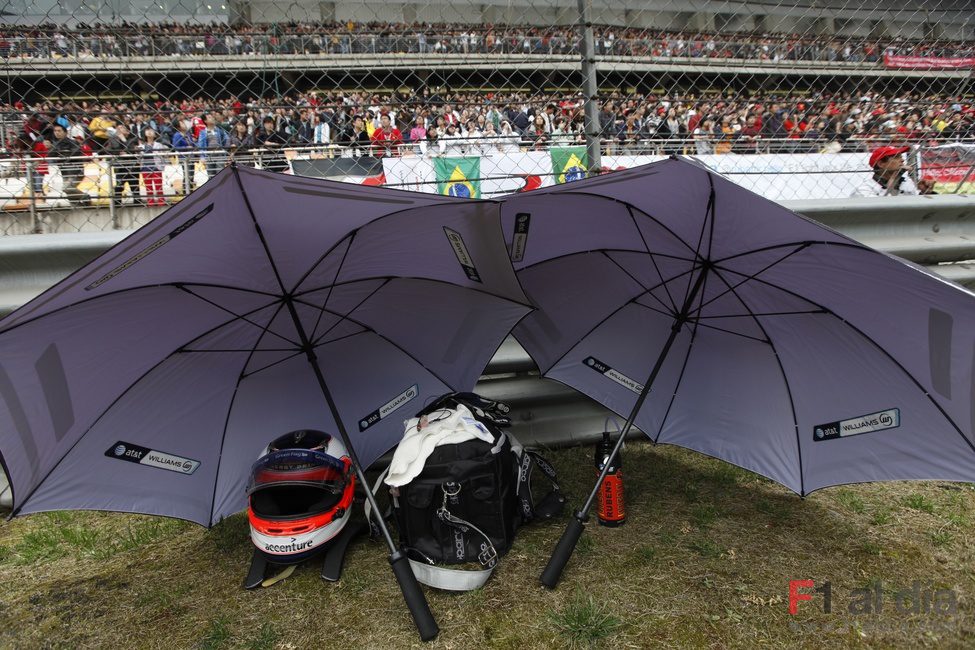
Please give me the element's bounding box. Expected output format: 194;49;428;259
246;430;355;564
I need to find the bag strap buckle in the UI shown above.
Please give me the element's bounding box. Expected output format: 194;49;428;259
477;543;498;568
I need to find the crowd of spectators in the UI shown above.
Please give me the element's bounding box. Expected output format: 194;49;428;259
2;21;973;64
3;86;973;204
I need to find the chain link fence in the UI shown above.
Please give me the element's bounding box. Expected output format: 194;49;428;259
1;0;974;234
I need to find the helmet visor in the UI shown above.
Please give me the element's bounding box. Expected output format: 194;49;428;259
247;448;349;495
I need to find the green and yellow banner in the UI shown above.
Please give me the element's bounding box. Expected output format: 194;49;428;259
551;146;588;184
435;157;481;198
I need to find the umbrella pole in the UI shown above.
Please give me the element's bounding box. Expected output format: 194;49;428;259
541;265;709;588
285;298;439;641
231;166;437;640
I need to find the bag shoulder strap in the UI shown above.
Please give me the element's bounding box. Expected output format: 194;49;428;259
514;441;565;524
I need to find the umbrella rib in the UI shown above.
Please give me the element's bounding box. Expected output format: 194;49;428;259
290;235;353;297
292;296;460;392
298;275;535;311
698;310;826;319
682;183;715;311
630;296;678;320
689;182;715;273
649;289;706;445
720;266;975;470
313;329;371;350
705;175;717;262
714;240;870;265
178;286;299;348
207;299;290;525
179;348;297;353
309;279;390;347
515;248;698;275
684;320;771;345
696;244;813;314
0;281;277;338
539;265;700;376
285;195;492;296
231;166;289;294
292;275;391;298
8;301;278;518
309;234;356;339
708;266;806;496
601;252;676;316
240;349;306;380
550;190;701;258
623;205;679;314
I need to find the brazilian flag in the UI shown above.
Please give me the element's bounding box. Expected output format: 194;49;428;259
551;146;588;184
435;157;481;199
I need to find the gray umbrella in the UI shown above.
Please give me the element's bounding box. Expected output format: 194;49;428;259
498;157;975;586
0;165;531;640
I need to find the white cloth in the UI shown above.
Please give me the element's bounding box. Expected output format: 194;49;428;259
851;174;919;197
384;404;494;487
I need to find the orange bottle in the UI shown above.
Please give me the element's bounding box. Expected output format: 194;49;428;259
595;431;626;526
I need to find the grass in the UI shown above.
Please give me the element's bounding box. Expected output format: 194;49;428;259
548;590;623;647
1;441;974;648
902;493;936;514
247;624;280;650
687;537;723;559
3;512;188;565
199;617;231;650
836;490;866;514
871;509;893;526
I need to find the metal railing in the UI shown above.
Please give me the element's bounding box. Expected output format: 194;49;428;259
2;30;973;64
3;138;973;234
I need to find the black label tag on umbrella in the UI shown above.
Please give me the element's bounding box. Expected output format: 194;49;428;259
444;227;482;283
85;203;214;290
584;356;645;394
813;408;900;442
359;384;419;431
105;440;200;475
511;213;531;262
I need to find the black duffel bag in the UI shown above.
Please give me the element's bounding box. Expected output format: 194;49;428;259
373;392;564;591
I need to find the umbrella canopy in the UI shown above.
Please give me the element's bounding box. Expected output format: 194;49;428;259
0;165;530;526
503;157;975;496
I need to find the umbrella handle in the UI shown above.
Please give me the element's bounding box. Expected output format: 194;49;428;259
390;549;440;641
540;512;587;588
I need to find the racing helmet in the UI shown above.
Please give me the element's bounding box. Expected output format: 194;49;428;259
247;430;355;564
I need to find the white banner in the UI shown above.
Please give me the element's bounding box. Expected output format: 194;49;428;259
383;152;873;202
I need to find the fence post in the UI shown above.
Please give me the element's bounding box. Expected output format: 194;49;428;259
108;157;119;230
182;154;192;197
576;0;602;174
26;160;39;234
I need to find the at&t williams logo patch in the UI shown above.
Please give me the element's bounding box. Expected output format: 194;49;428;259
814;408;900;442
105;441;200;475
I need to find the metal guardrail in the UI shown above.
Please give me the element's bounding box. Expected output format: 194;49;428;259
7;31;970;64
7;52;971;80
1;194;975;509
2;194;974;319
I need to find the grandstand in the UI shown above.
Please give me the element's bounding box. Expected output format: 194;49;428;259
1;0;973;223
5;1;974;39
